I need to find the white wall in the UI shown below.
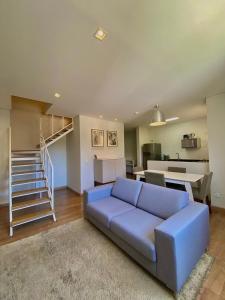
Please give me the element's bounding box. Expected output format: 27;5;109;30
136;126;154;166
0;109;10;204
152;118;209;160
0;90;11;204
0;88;11;110
80;115;124;192
67;115;81;193
67;115;125;194
207;94;225;208
49;136;67;188
124;129;137;164
137;117;209;166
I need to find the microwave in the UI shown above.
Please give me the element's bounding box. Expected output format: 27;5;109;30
181;138;201;149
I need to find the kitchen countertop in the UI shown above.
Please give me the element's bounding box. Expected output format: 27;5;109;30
147;159;209;175
152;159;209;163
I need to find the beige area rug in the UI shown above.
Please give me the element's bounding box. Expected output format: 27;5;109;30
0;219;213;300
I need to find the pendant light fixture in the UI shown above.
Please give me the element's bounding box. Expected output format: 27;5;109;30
149;104;166;126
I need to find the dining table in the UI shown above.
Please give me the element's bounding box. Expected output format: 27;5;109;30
134;169;204;201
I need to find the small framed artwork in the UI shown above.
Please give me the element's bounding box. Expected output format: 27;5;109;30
107;131;118;147
91;129;104;147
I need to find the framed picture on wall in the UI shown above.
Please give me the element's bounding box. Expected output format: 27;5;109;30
91;129;104;147
107;131;118;147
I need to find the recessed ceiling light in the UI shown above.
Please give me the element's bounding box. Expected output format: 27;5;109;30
114;118;118;121
166;117;180;122
99;115;103;119
54;93;61;98
94;27;107;41
135;112;139;115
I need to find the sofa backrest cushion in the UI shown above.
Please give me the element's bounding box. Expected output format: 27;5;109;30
137;183;189;219
112;177;143;206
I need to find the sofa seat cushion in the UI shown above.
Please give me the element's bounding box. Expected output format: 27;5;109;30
110;209;163;262
112;177;143;206
137;182;189;219
86;196;135;228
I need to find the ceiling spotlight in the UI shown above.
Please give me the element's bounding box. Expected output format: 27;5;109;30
54;93;61;98
94;27;107;41
114;118;118;121
149;104;166;126
135;112;139;115
99;115;103;119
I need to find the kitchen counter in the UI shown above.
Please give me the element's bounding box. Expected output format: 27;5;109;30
147;160;209;174
161;159;208;162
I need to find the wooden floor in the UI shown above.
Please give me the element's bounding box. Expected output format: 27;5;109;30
0;188;82;246
0;188;225;298
198;208;225;300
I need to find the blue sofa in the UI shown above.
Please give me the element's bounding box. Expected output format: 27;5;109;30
84;177;209;292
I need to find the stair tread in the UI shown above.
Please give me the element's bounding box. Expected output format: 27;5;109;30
12;187;48;198
12;209;54;226
12;161;42;166
12;178;46;185
11;157;40;161
12;149;40;152
12;197;50;210
12;169;44;175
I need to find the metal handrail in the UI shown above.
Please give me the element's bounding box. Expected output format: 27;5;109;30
8;127;13;236
44;122;73;141
40;135;54;211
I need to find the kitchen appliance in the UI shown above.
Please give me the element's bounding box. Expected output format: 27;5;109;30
163;154;170;161
126;160;134;174
183;133;195;139
181;138;201;149
142;143;161;169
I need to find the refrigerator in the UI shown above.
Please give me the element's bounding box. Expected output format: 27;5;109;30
142;143;161;169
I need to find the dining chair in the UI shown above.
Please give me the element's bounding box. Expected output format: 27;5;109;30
144;171;166;187
133;166;145;181
167;167;187;190
133;166;143;173
193;172;213;213
168;167;186;173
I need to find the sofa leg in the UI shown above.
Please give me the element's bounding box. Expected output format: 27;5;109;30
206;196;212;214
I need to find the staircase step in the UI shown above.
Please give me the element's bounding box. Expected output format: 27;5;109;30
12;150;40;154
12;187;48;198
12;197;51;211
12;162;42;167
12;169;44;176
12;209;54;227
12;177;46;186
11;157;40;162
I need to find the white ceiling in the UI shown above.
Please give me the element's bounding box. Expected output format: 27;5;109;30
1;0;225;126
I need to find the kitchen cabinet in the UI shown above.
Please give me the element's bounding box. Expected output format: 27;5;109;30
94;158;126;184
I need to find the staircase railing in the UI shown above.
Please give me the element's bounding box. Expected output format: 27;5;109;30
40;114;73;142
44;121;73;141
40;136;55;220
8;127;13;236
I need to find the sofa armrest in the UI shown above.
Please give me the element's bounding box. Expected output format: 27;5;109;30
84;184;114;205
155;202;209;292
